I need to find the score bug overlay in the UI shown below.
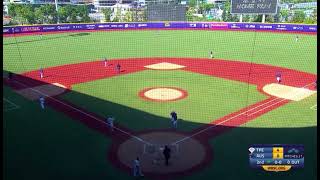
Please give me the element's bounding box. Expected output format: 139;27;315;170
249;144;304;172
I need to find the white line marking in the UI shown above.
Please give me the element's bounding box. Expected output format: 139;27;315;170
3;97;20;110
172;82;315;145
248;83;316;116
4;106;20;112
12;80;152;145
310;104;317;110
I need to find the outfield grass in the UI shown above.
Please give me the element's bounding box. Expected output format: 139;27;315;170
3;30;317;74
61;70;266;131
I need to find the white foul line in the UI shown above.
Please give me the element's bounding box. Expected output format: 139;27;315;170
11;80;152;145
247;82;316;116
172;82;315;145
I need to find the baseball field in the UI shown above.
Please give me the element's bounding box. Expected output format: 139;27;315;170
3;29;317;180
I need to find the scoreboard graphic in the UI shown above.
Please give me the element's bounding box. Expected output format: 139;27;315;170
249;144;304;172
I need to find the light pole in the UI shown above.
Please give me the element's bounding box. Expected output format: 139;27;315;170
55;0;59;24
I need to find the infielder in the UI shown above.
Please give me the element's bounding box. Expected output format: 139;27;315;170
170;111;178;129
116;63;121;74
103;58;108;67
39;96;45;109
276;71;282;83
39;68;44;79
106;116;114;132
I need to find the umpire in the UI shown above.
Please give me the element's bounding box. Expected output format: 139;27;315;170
163;145;171;166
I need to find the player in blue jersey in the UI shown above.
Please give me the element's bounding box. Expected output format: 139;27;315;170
39;96;45;109
116;63;121;74
170;111;178;129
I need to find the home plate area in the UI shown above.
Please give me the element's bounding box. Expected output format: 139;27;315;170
117;132;207;174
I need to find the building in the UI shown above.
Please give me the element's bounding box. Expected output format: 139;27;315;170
71;0;93;4
206;0;226;4
292;2;317;9
30;0;72;4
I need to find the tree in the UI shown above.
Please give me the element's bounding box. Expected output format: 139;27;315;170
312;8;317;22
186;7;196;21
57;6;69;23
14;4;35;25
76;5;90;22
280;9;289;22
222;0;233;22
188;0;196;7
243;14;251;22
8;3;19;17
124;10;133;22
200;3;213;15
34;4;57;24
265;15;275;23
102;8;112;22
253;15;263;22
292;10;305;23
112;8;121;22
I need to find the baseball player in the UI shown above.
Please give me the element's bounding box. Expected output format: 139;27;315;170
295;35;299;42
133;157;144;177
276;71;282;83
39;96;45;109
116;63;121;74
39;68;44;79
210;50;214;59
170;111;178;129
106;116;114;132
163;145;171;166
103;57;108;67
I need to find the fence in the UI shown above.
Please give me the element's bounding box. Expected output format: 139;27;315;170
3;22;317;35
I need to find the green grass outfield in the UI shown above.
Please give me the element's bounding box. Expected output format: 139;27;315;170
3;30;317;180
3;30;317;73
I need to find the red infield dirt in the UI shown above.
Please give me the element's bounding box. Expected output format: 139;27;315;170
4;57;317;179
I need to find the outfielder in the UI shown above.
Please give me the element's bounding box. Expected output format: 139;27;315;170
170;111;178;129
295;35;299;42
210;50;214;59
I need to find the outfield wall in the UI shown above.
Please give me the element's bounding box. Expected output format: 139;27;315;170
3;22;317;35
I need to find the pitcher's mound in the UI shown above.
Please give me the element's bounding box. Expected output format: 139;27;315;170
139;87;188;102
117;132;208;174
263;83;316;101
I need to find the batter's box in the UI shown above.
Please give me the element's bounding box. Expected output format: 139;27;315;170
3;98;20;112
310;104;317;111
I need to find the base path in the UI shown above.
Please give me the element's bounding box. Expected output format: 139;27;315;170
5;57;317;179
